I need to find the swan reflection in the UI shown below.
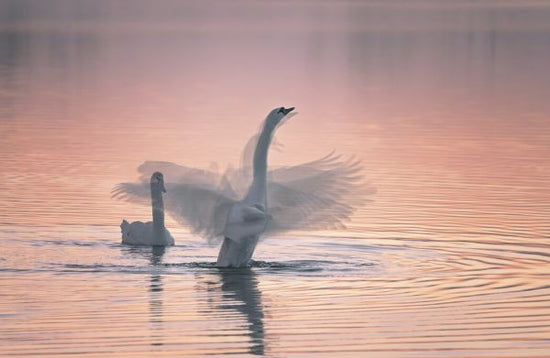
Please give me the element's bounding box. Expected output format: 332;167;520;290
148;246;165;348
121;246;166;347
220;268;265;355
201;268;265;355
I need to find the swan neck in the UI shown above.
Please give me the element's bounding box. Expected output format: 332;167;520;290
252;122;275;184
243;121;276;206
151;184;165;244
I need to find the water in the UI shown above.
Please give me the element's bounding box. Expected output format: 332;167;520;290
1;1;550;356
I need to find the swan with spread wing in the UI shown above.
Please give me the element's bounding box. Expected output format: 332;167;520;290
112;107;372;266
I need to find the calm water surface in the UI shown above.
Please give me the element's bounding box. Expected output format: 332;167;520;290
1;1;550;356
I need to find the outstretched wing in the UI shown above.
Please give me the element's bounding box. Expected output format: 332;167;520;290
112;180;236;244
265;152;375;233
113;149;374;241
111;182;150;205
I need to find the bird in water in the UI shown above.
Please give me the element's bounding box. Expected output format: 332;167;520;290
216;106;294;266
113;107;372;266
118;172;175;246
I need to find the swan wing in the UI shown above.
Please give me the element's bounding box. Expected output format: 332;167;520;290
268;151;348;182
265;153;375;233
112;180;236;243
111;182;150;205
163;182;237;243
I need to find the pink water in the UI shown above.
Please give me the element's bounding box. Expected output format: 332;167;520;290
1;1;549;356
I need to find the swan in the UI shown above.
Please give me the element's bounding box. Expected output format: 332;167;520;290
112;107;373;264
120;172;175;246
216;106;294;266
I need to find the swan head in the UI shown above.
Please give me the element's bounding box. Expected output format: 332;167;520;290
150;171;166;193
266;106;295;128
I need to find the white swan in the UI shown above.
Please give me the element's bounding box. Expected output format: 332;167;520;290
216;106;294;266
120;172;175;246
112;107;373;264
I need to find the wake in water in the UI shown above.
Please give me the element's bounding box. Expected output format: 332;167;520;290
113;107;375;266
59;259;374;275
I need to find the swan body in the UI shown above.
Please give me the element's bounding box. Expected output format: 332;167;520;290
121;172;175;246
120;220;174;246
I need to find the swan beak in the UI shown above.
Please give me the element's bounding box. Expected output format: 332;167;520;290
281;107;295;115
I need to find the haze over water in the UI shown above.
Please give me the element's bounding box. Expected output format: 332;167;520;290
1;1;549;356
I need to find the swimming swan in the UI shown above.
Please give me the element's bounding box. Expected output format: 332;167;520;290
112;107;373;264
119;172;175;246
